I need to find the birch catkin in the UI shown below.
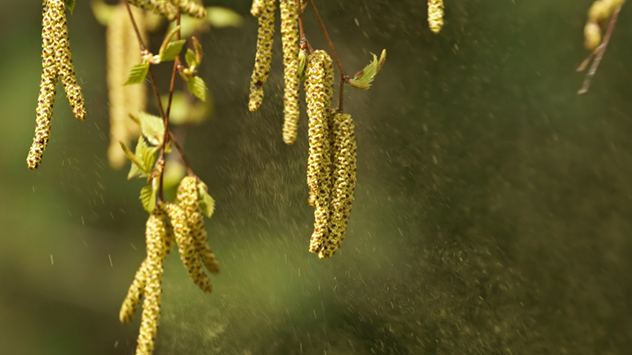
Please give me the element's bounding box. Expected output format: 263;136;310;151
27;2;59;170
136;209;170;355
251;0;266;17
50;0;86;121
305;50;335;254
165;203;213;293
280;0;301;145
248;0;276;112
107;3;145;169
428;0;444;34
176;177;220;274
119;259;149;324
319;112;357;259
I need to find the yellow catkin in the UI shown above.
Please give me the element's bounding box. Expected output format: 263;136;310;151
27;2;59;170
589;0;625;23
318;112;357;259
128;0;178;21
428;0;444;34
305;50;334;254
584;21;601;50
176;177;220;274
280;0;300;144
251;0;265;17
584;0;626;49
172;0;207;19
248;0;276;112
49;0;86;121
135;209;170;355
107;3;146;169
165;203;213;293
120;258;149;324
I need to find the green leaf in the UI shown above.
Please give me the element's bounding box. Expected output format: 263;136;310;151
185;49;198;70
65;0;75;14
348;49;386;90
298;48;308;82
138;111;165;146
206;7;243;28
197;181;216;218
159;39;186;62
127;138;157;179
124;63;150;85
139;184;157;213
186;76;208;102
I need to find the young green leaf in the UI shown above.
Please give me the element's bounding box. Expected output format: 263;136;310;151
185;49;198;70
192;37;203;65
139;184;157;213
65;0;75;14
197;181;216;218
127;137;157;179
186;76;208;102
159;39;187;62
124;63;150;85
348;49;386;90
137;111;165;146
298;47;308;82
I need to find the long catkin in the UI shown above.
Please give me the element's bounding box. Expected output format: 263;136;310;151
27;2;59;170
319;112;357;259
305;50;335;254
280;0;300;144
248;0;276;112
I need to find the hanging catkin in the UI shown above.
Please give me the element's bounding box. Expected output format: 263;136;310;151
248;0;276;112
318;112;357;259
135;209;171;355
27;1;59;170
428;0;444;34
51;0;86;121
107;3;146;169
251;0;266;17
280;0;301;144
176;177;220;274
165;203;213;293
305;50;335;254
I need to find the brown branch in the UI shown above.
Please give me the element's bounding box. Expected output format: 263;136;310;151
307;0;345;76
306;0;348;111
125;2;192;203
577;6;621;95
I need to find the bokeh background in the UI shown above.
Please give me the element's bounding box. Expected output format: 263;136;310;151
1;0;632;354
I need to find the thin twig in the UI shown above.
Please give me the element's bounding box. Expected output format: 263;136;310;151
578;7;621;95
157;12;182;202
306;0;348;110
125;1;167;121
307;0;345;77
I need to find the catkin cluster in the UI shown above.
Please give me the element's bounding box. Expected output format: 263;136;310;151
127;0;207;21
107;3;146;169
584;0;626;50
120;209;173;355
248;0;303;145
120;177;219;355
27;0;86;170
304;51;357;259
428;0;444;34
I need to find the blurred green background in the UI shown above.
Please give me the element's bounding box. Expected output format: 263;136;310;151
1;0;632;354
